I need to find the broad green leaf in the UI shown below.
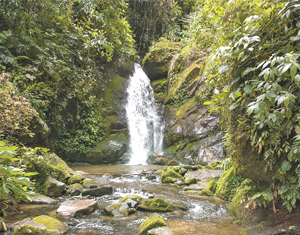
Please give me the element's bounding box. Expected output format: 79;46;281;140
281;63;292;74
0;168;11;177
0;185;9;198
219;65;228;74
244;85;253;94
24;172;39;176
290;65;297;79
281;161;292;172
294;74;300;84
297;20;300;28
277;96;285;105
284;97;290;107
290;36;300;41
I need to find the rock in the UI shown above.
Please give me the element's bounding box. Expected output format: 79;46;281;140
199;189;214;196
138;198;174;212
56;200;99;218
179;168;187;175
43;176;66;197
184;169;224;182
82;186;113;197
104;201;136;217
160;168;182;182
183;181;209;191
82;179;96;188
146;154;179;166
68;174;85;184
138;213;167;235
163;177;176;183
119;195;142;203
10;215;69;234
87;133;128;164
66;183;83;196
184;177;197;185
143;59;169;81
29;194;58;204
146;175;157;180
147;227;173;235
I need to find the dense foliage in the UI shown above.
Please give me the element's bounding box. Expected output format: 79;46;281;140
0;0;134;156
146;0;300;212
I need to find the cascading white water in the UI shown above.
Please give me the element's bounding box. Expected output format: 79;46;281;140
125;63;165;165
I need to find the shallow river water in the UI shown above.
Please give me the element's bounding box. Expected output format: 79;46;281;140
7;165;240;235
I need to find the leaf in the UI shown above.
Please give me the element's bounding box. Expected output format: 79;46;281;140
281;63;292;74
294;74;300;84
277;96;285;105
219;65;229;74
0;185;9;198
244;85;253;94
24;172;39;176
290;65;297;79
290;36;300;41
281;161;292;172
284;97;290;107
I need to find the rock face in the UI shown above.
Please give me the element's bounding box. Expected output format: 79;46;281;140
87;133;128;164
138;213;167;235
43;176;66;197
10;215;69;234
56;200;99;218
146;154;179;166
184;169;224;182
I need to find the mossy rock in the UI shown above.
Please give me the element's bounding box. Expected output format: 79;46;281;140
163;177;177;183
82;179;96;188
227;179;253;217
215;167;244;201
138;198;174;212
207;180;217;193
160;168;182;182
43;176;65;197
68;174;84;184
199;189;214;196
119;195;142;202
138;213;167;235
12;215;69;235
184;177;197;185
69;183;83;190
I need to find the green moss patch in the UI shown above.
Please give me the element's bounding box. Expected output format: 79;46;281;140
82;179;96;188
68;174;84;184
119;195;142;202
138;198;174;212
138;213;167;235
160;168;182;182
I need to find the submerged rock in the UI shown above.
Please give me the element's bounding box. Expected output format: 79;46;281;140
10;215;69;234
56;200;99;218
138;198;174;212
82;186;113;197
104;201;136;217
82;178;96;188
43;176;66;197
138;213;167;235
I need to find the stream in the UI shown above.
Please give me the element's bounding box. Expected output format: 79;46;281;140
7;165;240;235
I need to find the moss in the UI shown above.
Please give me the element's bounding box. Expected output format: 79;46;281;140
198;165;205;169
227;179;253;217
163;177;176;183
94;133;127;153
184;177;197;185
160;168;182;182
13;224;45;235
32;216;63;231
199;189;214;196
207;180;217;193
176;97;198;120
119;195;142;202
68;174;84;184
138;198;174;212
255;221;269;229
138;213;167;235
103;75;125;107
70;183;83;190
82;179;96;188
215;167;244;201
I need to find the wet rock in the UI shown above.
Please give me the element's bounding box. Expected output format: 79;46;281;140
163;177;177;183
160;168;182;182
104;201;136;217
147;154;179;166
82;186;113;197
184;169;224;182
68;174;85;184
29;194;58;204
10;215;69;234
87;133;128;164
183;181;209;191
184;177;197;185
138;213;167;234
119;195;142;203
179;168;188;175
174;180;184;185
146;175;157;180
56;199;99;218
138;198;174;212
143;59;169;81
147;227;173;235
148;193;154;199
82;178;96;188
43;176;66;197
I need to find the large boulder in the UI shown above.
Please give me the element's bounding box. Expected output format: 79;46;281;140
10;215;69;234
43;176;66;197
138;213;167;235
146;154;179;166
29;194;58;204
86;133;128;164
103;200;136;217
82;186;113;197
184;169;224;182
56;200;99;218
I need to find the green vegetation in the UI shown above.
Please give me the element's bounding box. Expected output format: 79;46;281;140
138;198;174;212
138;213;167;235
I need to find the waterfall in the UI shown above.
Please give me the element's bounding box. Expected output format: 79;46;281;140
125;63;165;165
